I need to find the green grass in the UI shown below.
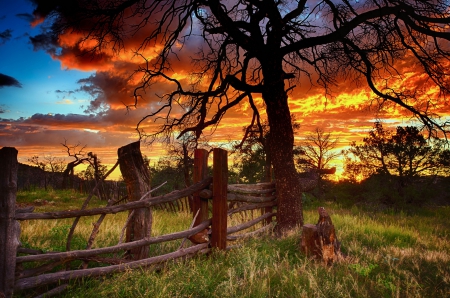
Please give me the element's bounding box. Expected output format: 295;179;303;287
14;189;450;298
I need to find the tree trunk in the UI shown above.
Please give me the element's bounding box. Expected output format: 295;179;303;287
263;62;304;234
62;162;76;189
263;137;272;183
118;141;152;260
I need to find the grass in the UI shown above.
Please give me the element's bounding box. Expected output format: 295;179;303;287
13;189;450;297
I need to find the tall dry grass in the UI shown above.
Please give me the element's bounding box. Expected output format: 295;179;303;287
14;189;450;297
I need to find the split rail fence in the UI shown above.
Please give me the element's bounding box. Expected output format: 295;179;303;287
0;147;277;298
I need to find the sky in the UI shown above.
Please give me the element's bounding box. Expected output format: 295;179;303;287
1;0;449;180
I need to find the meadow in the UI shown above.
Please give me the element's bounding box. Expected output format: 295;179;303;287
14;188;450;298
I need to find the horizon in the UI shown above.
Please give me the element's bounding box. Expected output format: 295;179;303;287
1;0;449;181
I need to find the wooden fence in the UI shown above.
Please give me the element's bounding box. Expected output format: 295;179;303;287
0;147;277;298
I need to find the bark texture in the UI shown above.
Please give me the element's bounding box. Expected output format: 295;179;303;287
118;141;152;260
301;207;341;265
263;61;303;233
0;147;19;298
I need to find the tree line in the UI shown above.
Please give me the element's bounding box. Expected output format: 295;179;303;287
344;122;450;184
22;122;449;208
25;122;450;185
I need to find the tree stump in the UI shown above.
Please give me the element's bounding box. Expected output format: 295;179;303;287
118;141;152;260
300;207;341;265
300;224;321;258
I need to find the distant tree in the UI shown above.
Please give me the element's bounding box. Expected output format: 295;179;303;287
28;154;65;190
439;149;450;171
143;132;212;211
344;122;449;184
234;117;300;183
165;132;212;211
295;128;340;174
341;154;370;183
79;155;108;181
294;128;339;196
148;157;185;197
77;150;114;200
61;140;95;189
34;0;450;232
233;146;266;184
233;120;271;183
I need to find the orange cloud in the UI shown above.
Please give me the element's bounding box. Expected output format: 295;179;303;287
19;0;450;181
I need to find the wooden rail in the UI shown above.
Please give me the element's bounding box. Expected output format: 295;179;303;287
14;243;209;291
14;178;212;220
1;146;277;298
15;219;211;264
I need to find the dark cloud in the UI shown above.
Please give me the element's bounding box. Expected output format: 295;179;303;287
26;113;104;125
30;30;115;71
0;73;22;88
0;29;12;45
55;89;74;94
76;66;139;113
29;0;73;22
16;13;34;23
55;89;76;99
0;114;141;151
29;31;59;54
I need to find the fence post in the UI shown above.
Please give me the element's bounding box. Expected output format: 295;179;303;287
261;183;274;225
193;149;209;225
211;148;228;250
0;147;19;298
118;141;152;260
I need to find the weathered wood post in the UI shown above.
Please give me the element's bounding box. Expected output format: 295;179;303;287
193;149;209;225
211;148;228;250
118;141;152;260
187;149;211;245
301;207;341;265
260;183;274;225
0;147;19;298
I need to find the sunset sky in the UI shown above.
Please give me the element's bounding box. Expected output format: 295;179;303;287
1;0;449;180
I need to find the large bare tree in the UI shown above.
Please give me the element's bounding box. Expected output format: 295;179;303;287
32;0;450;232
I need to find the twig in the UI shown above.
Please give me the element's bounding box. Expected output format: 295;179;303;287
66;160;119;254
117;181;167;244
179;209;200;249
138;181;168;201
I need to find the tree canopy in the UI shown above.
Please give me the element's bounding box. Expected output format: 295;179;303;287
31;0;450;232
344;122;450;183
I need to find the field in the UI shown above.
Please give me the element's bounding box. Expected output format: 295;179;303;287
14;188;450;298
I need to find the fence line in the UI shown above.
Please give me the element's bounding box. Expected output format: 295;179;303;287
15;219;212;265
14;243;210;291
0;147;277;298
14;178;212;220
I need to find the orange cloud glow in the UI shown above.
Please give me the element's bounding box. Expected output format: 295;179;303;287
5;1;449;182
